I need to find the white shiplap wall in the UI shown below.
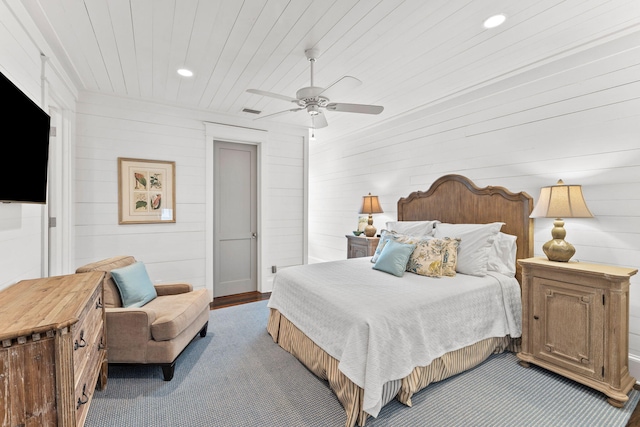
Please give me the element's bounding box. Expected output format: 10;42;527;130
309;32;640;374
75;92;306;297
0;1;77;289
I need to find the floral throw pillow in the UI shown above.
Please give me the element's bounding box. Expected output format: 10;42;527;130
440;237;461;277
371;230;421;263
406;238;445;277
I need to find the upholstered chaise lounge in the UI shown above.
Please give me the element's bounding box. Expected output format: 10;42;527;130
76;255;210;381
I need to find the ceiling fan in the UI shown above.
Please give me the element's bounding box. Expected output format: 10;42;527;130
246;49;384;129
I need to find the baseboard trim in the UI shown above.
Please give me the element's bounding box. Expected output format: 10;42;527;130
629;353;640;384
210;291;271;310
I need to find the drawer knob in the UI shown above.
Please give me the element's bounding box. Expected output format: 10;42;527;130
74;330;87;350
77;384;89;409
533;315;539;320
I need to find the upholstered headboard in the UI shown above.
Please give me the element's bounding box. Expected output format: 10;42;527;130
397;174;534;283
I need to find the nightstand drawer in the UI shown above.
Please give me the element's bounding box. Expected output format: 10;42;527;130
345;235;379;259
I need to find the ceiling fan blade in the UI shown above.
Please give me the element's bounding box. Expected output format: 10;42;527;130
326;103;384;114
254;107;304;120
319;76;362;100
247;89;299;103
312;112;328;129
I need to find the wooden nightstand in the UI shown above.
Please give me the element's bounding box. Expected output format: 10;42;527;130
346;235;379;259
517;257;637;407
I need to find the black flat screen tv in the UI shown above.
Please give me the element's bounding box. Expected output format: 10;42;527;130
0;70;51;203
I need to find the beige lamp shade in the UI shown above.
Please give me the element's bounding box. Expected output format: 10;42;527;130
530;180;593;219
530;179;593;262
359;194;384;215
359;193;383;237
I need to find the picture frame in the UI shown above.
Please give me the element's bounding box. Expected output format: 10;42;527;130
118;157;176;224
357;215;368;232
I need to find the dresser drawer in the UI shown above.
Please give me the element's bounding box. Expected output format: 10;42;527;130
72;280;106;427
75;340;104;426
73;285;104;380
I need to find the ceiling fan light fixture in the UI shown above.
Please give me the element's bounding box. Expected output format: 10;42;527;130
483;14;506;29
246;49;384;129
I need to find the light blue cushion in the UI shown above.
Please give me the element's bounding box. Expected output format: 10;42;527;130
371;229;393;263
110;261;158;308
373;239;416;277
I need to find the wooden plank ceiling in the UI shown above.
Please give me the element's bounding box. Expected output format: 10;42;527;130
22;0;640;139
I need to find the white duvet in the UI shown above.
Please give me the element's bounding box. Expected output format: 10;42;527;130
267;257;522;418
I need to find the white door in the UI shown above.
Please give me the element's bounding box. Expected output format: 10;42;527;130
214;141;258;297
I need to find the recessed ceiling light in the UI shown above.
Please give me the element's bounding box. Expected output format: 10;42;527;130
483;14;506;29
177;68;193;77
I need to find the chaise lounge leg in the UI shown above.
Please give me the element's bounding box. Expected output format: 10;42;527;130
160;322;208;381
199;321;208;337
161;362;176;381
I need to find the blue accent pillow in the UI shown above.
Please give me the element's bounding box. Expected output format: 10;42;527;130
110;261;158;308
373;239;416;277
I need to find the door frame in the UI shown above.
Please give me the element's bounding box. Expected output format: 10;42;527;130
46;105;74;277
204;122;266;300
44;84;75;277
213;140;257;297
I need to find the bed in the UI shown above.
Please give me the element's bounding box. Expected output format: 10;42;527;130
267;174;534;426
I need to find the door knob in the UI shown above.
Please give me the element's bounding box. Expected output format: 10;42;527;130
251;232;257;239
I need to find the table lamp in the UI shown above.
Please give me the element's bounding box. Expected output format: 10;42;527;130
359;193;383;237
530;179;593;262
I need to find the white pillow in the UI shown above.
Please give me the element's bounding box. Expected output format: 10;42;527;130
385;220;440;238
487;232;517;277
433;222;504;277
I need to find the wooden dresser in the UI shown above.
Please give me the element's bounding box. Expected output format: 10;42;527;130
0;272;108;426
517;257;637;407
346;235;380;259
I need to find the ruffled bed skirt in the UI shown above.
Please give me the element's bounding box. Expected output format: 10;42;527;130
267;308;520;427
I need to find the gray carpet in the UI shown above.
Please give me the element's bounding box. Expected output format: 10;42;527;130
86;300;639;427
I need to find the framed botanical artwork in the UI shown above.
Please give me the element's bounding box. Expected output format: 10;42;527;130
118;158;176;224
